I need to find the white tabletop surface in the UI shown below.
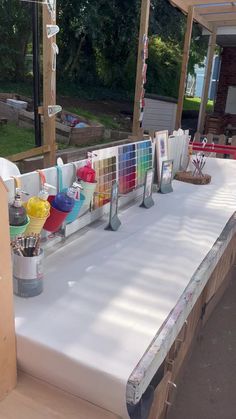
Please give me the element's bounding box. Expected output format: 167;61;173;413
14;158;236;418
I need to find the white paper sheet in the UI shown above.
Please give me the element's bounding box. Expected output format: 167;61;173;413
14;158;236;418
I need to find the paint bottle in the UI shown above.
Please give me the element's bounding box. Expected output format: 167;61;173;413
26;184;52;218
51;182;78;212
9;188;28;226
74;180;83;200
77;155;96;183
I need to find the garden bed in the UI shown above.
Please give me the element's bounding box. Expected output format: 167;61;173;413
0;93;105;146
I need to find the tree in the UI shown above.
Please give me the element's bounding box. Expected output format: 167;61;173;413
57;0;140;87
0;0;31;81
56;0;207;96
0;0;208;99
150;0;208;74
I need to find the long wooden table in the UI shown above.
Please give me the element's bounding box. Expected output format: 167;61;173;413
13;158;236;419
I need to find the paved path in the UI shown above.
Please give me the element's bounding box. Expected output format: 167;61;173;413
167;274;236;419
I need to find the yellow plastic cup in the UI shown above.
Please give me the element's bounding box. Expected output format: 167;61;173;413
24;212;49;235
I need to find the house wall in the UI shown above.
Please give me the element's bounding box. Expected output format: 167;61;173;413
142;96;177;133
214;47;236;126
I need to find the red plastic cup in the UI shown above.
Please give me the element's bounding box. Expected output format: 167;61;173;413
43;196;68;233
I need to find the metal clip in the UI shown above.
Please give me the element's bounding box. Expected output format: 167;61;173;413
168;381;177;389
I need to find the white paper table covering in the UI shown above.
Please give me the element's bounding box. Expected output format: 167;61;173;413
15;158;236;418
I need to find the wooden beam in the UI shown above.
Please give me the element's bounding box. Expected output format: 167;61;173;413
175;6;194;130
170;0;188;14
197;5;236;15
205;13;236;22
214;20;236;26
193;9;213;31
170;0;232;11
184;0;233;5
0;177;17;400
171;1;213;31
6;145;54;162
43;2;57;167
197;29;217;133
132;0;150;139
170;0;233;30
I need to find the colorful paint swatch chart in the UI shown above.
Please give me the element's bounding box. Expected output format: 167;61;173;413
91;140;153;208
118;144;137;194
136;140;153;187
93;148;117;209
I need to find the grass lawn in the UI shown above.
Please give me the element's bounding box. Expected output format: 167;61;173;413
0;122;115;158
0;123;35;157
0;123;69;157
183;97;214;112
0;81;33;97
68;106;120;129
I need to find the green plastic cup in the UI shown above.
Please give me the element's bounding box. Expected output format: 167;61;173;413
10;216;30;240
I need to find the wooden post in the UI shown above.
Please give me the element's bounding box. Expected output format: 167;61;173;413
175;7;194;130
132;0;150;139
197;29;217;133
43;2;57;167
0;178;17;399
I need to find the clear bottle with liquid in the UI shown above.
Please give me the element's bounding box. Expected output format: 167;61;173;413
9;189;28;226
26;184;52;218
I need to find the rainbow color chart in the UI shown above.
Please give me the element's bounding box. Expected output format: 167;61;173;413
118;144;136;194
93;148;117;209
136;140;153;187
118;140;153;193
92;139;153;207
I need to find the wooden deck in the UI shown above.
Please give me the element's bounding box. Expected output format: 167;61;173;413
0;372;119;419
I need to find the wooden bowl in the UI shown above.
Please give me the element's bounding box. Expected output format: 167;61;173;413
175;171;211;185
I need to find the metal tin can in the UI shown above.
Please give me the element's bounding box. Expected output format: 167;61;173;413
13;250;44;298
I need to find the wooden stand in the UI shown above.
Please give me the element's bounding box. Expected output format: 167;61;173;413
0;178;17;400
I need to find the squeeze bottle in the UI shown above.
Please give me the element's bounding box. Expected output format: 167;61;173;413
51;183;79;212
9;189;28;226
26;184;52;218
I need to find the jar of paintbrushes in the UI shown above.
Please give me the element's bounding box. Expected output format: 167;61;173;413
175;143;211;185
11;234;44;298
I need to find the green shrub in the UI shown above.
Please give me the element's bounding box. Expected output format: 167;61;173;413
146;36;182;98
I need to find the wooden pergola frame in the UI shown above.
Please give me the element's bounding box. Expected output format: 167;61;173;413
171;0;236;132
132;0;236;137
7;1;57;167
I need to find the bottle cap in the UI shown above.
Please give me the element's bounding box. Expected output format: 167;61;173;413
15;188;29;196
13;188;29;207
66;182;83;199
39;183;56;201
72;181;83;190
86;152;97;167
